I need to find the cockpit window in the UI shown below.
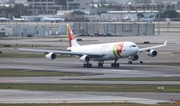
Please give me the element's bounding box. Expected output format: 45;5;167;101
130;45;136;47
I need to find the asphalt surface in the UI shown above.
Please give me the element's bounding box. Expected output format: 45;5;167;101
0;28;180;104
1;90;173;104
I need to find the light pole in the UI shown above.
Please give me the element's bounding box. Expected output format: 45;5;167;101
158;12;160;35
23;21;25;37
128;2;131;29
157;1;160;35
15;23;17;38
166;2;171;33
151;2;154;16
120;0;122;21
80;27;82;34
108;11;110;22
128;2;131;12
166;2;171;19
67;0;69;10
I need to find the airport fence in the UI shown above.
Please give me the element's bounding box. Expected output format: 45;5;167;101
73;22;155;36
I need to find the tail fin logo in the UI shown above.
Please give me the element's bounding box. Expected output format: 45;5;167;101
67;24;75;40
67;24;76;47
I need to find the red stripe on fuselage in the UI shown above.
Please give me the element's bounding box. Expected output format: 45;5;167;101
117;43;124;57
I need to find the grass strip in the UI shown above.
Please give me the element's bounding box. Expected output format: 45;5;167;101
172;52;180;54
0;84;180;92
142;62;180;66
0;44;55;48
0;103;176;106
0;53;45;58
0;69;83;77
85;77;180;81
0;53;74;58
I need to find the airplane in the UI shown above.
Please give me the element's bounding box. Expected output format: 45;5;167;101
12;16;27;22
14;24;167;68
0;17;9;22
122;16;138;22
40;16;65;23
122;16;132;22
139;15;156;22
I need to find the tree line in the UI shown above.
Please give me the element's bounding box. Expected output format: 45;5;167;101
0;3;179;19
92;2;179;18
0;4;59;18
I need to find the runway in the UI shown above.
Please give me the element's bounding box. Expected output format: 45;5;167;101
0;90;173;104
0;34;180;104
0;58;180;85
0;58;180;104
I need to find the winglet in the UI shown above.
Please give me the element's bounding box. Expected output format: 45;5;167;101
138;40;167;52
12;45;17;49
12;16;15;19
164;40;167;46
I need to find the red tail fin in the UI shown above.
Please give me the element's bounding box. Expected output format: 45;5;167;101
66;24;80;47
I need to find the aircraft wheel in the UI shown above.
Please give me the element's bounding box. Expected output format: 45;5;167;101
111;63;114;67
100;63;103;68
84;64;87;68
116;63;120;67
111;63;120;67
98;63;100;68
128;61;132;64
89;63;92;68
86;63;92;68
98;63;103;68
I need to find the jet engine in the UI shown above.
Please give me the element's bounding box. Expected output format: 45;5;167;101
147;50;157;57
128;55;139;61
79;55;90;62
45;53;56;60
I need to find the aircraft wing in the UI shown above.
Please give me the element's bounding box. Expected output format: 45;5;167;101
139;41;167;52
14;47;105;57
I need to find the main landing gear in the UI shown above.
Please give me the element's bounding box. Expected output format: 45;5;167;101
83;60;120;68
111;59;120;68
98;61;104;68
83;63;92;68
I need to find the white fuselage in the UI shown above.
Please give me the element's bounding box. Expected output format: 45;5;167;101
41;17;64;22
70;41;139;61
0;17;9;22
13;18;26;21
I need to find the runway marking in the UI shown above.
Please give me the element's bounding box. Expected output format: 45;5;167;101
0;80;23;83
62;100;67;103
0;90;169;105
123;100;129;103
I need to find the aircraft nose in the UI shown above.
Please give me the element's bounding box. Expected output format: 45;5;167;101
132;47;139;55
135;47;139;53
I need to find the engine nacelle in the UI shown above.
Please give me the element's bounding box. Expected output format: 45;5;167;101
45;53;56;60
79;55;90;62
147;50;157;57
128;55;139;61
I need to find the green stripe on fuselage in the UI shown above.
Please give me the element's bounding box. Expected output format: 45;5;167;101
113;44;119;57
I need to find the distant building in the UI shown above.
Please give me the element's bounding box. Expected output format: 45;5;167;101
134;0;151;4
0;0;27;4
106;0;180;4
14;0;27;3
27;0;92;10
0;0;9;3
